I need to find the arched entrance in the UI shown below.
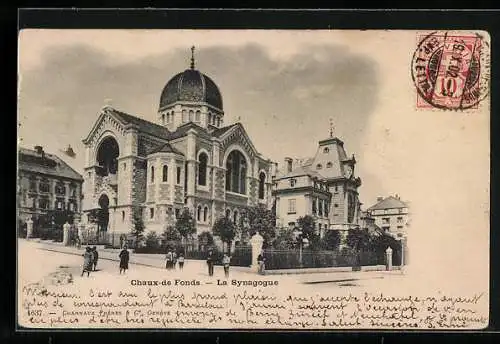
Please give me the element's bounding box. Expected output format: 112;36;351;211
97;194;110;234
96;137;119;176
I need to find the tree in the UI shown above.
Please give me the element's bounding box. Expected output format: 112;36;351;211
273;228;297;249
145;231;160;249
162;225;181;250
198;231;214;250
244;204;277;247
346;228;371;251
296;215;321;250
131;207;145;247
212;216;236;254
321;230;342;251
175;207;196;247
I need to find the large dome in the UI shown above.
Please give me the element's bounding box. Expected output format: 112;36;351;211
159;68;223;111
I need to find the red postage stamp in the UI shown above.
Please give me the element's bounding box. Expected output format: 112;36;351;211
411;31;490;111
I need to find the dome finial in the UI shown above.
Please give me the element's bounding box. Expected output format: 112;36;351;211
190;45;195;69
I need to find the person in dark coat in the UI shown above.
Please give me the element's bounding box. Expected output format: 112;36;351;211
81;246;93;277
119;245;130;274
91;246;99;271
206;250;215;277
257;251;266;275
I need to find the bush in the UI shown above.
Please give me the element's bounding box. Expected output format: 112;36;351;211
145;231;160;249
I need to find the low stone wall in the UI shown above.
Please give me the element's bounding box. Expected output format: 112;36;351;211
264;265;387;275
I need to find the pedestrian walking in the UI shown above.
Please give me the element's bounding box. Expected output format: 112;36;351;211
91;246;99;271
172;251;178;270
119;245;130;274
257;251;266;275
222;253;231;278
165;250;173;270
81;246;93;277
206;249;215;277
178;253;185;270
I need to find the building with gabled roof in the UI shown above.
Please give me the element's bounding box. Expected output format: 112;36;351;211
17;146;83;223
81;48;274;244
272;132;362;237
366;194;410;237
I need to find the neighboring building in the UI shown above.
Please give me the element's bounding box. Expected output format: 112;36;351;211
17;145;83;224
81;49;274;244
366;195;410;237
272;132;362;238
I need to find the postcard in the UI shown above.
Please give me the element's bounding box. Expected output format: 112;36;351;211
17;29;490;330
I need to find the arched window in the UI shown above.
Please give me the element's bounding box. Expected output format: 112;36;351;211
225;209;231;218
258;172;266;199
161;113;165;124
203;207;208;222
189;110;194;122
182;110;187;123
316;164;322;170
326;162;333;168
233;210;238;225
198;152;208;186
195;110;201;122
150;166;155;183
162;165;168;182
197;206;202;221
212;115;216;125
208;113;212;125
323;147;329;153
217;118;221;127
225;150;247;194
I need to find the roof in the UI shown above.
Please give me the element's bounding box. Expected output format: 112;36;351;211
211;123;239;138
148;142;184;156
18;147;83;181
159;68;223;111
167;122;213;141
367;196;408;211
280;165;324;180
111;109;171;140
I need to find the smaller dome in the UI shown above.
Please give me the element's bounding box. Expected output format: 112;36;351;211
159;68;223;111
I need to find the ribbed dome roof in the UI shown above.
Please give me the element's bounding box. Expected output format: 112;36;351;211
159;69;223;111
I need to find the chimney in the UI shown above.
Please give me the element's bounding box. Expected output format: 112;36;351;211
395;194;400;200
284;157;293;173
377;196;384;202
34;145;45;158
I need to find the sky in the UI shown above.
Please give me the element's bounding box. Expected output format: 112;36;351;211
18;30;490;288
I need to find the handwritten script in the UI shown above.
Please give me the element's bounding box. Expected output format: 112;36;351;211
19;282;488;329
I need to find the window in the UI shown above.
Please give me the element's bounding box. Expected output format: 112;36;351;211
69;203;75;211
39;197;49;209
123;163;126;171
312;199;317;214
213;116;217;125
334;203;339;208
225;150;247;194
208;113;212;125
203;207;208;222
233;210;238;224
397;217;403;224
290;179;296;187
182;110;187;123
324;202;329;216
319;200;323;216
195;110;201;122
323;147;329;153
189;110;194;122
150;166;155;183
288;199;296;214
29;178;37;191
225;209;231;218
161;165;168;182
198;153;208;186
39;179;50;193
176;166;181;184
150;208;155;219
334;185;338;192
122;211;125;222
197;206;202;221
175;208;180;218
258;172;266;199
161;113;165;124
382;217;390;225
288;222;296;228
316;164;322;170
56;200;63;210
55;182;65;195
397;226;403;230
217;118;221;127
326;162;333;168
